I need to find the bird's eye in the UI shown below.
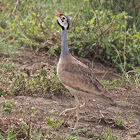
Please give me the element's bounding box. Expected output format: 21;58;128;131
62;17;65;20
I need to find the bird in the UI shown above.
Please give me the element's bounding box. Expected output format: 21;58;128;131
55;12;114;129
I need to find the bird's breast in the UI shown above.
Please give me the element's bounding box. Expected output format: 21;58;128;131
57;61;65;80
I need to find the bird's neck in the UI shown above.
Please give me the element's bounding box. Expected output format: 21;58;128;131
60;29;69;57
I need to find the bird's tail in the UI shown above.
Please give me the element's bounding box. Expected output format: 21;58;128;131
97;94;117;106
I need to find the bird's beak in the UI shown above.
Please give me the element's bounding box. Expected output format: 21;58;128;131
55;12;61;18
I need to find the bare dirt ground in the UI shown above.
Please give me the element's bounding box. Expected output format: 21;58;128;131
0;48;140;139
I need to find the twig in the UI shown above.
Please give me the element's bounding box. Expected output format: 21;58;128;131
71;9;80;28
123;21;127;71
69;40;89;46
26;35;45;42
94;11;106;39
12;0;19;15
32;7;47;39
92;16;117;47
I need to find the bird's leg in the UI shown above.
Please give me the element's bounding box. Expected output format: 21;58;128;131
73;95;80;129
59;94;80;116
59;96;88;116
80;96;88;109
73;96;88;129
59;106;77;116
59;94;80;129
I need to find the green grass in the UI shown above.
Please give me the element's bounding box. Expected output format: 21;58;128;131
0;65;65;97
0;97;14;116
0;0;139;70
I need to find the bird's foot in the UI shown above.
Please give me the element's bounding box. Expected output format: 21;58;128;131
73;114;78;119
98;110;104;124
59;107;76;116
99;110;104;118
73;114;79;130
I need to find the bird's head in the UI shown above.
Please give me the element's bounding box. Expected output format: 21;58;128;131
55;12;70;30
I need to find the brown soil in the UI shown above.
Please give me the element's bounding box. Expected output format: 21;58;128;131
0;47;140;139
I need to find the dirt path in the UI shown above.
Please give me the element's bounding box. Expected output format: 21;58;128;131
0;48;140;139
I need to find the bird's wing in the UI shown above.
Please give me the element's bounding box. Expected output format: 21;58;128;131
58;62;106;96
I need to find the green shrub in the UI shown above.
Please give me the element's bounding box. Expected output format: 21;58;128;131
0;0;139;71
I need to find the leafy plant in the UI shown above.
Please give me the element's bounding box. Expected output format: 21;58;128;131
0;96;14;116
0;0;139;71
103;128;118;140
0;59;16;72
1;68;66;96
115;118;123;127
45;117;64;130
101;78;124;90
